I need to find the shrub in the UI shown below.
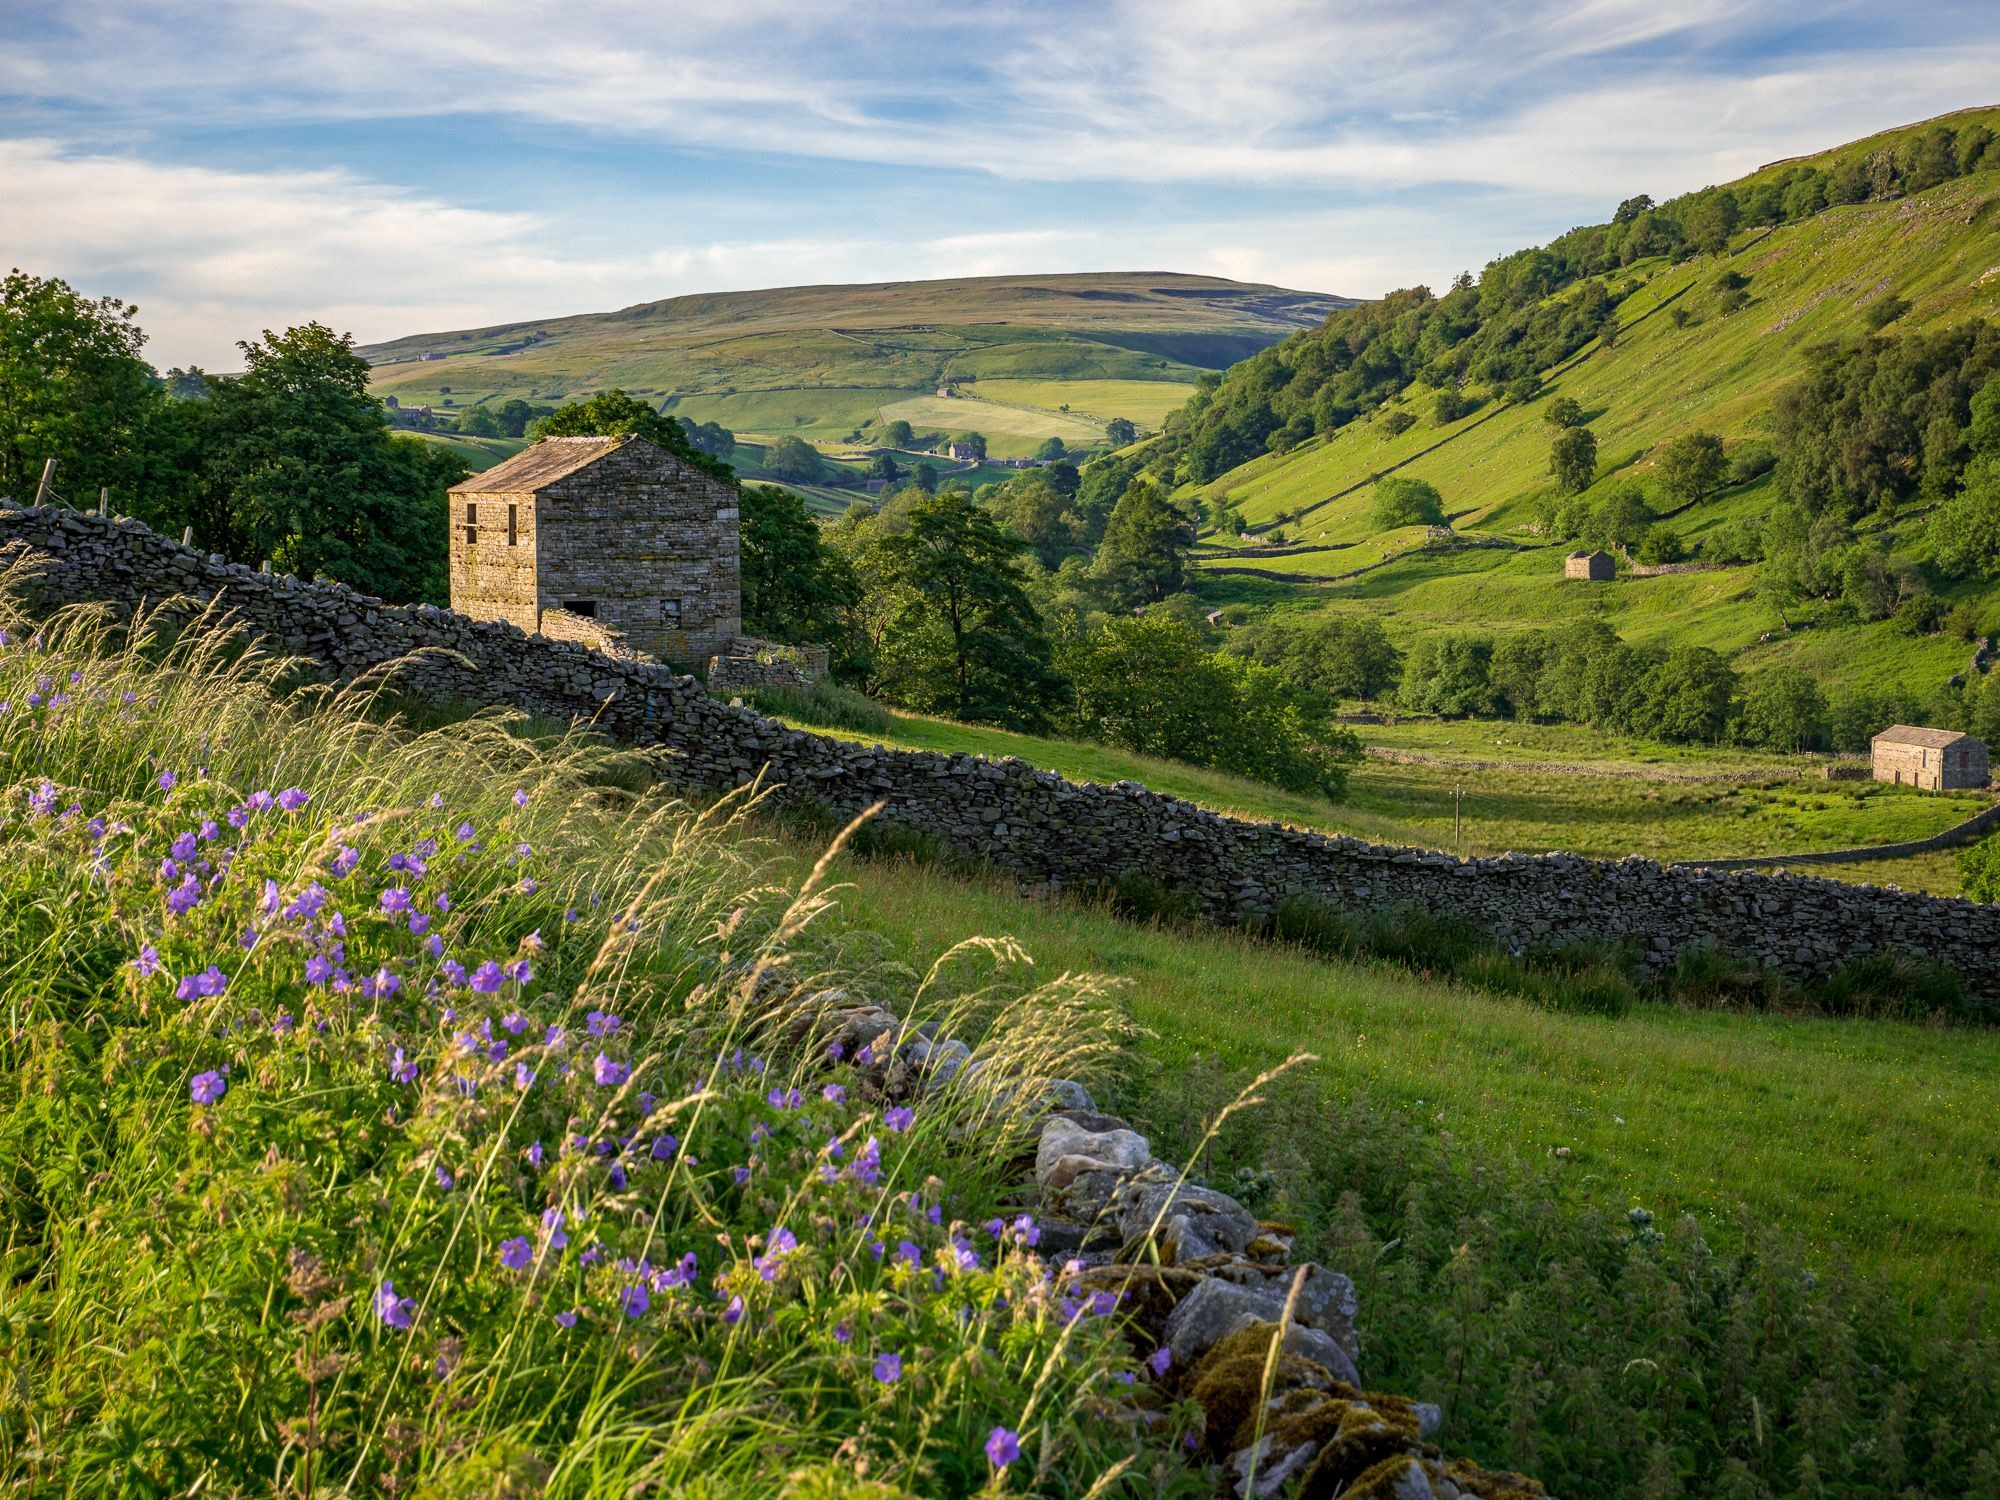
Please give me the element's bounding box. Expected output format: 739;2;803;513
1808;952;1982;1022
1379;409;1418;437
1369;476;1447;530
1270;894;1358;959
1726;439;1776;485
1959;831;2000;903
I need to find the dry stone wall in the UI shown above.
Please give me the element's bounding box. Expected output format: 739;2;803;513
11;502;2000;996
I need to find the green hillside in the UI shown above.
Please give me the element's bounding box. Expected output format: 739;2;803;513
1172;109;2000;702
360;272;1345;466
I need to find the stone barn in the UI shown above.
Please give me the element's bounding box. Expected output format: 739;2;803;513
1564;549;1614;581
448;434;740;664
1870;725;1990;790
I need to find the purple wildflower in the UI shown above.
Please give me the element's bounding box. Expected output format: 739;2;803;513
375;1281;415;1329
594;1053;630;1087
822;1082;846;1105
985;1428;1020;1468
190;1070;227;1105
331;846;360;877
526;1140;545;1169
884;1106;914;1132
1149;1346;1172;1377
277;787;309;811
390;1048;418;1084
499;1236;533;1271
513;788;529;808
872;1351;902;1384
554;1309;578;1328
620;1284;650;1319
722;1294;744;1326
515;1061;536;1090
131;945;162;978
542;1208;569;1249
586;1009;620;1037
469;961;503;993
378;886;413;915
651;1133;678;1161
158;771;177;792
175;965;227;1001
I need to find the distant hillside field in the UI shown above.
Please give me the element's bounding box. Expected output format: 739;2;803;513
362;272;1346;466
1175;108;2000;703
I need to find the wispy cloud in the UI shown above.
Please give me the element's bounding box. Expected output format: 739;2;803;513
1;0;1993;364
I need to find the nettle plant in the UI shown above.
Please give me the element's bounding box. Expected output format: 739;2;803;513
0;596;1201;1497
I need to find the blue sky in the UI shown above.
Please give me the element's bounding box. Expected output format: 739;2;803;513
3;0;1995;367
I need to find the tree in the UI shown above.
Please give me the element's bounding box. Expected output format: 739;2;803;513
534;388;730;479
883;419;915;447
679;417;736;458
869;490;1062;729
1653;432;1728;507
867;451;900;483
1738;668;1830;752
1380;410;1418;437
910;460;939;495
1636;645;1738;742
1544;396;1585;429
194;323;467;602
1104;417;1138;446
1034;436;1066;462
1958;832;2000;904
761;436;823;484
1613;194;1655;224
1234;615;1401;704
1685;190;1742;256
1549;426;1599;493
1397;634;1499;717
1931;377;2000;579
1092;477;1198;606
739;483;861;664
1369;476;1447;530
0;269;170;511
1057;615;1357;796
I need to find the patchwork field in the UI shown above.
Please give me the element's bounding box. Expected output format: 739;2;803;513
1182;159;2000;700
363;272;1342;476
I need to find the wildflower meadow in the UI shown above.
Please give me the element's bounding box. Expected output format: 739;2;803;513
0;591;1205;1496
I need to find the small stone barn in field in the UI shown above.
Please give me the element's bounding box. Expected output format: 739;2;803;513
448;434;740;664
1565;548;1614;581
1870;725;1990;790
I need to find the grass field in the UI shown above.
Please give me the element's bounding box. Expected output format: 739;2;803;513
780;704;1982;890
778;837;2000;1316
873;393;1109;456
963;378;1197;427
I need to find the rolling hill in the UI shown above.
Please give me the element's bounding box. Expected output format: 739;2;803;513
1173;108;2000;702
361;272;1346;464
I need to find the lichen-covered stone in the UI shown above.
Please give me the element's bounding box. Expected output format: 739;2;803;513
1035;1116;1150;1189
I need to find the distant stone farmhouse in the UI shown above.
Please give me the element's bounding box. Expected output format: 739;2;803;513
1564;548;1614;581
448;435;740;665
1871;725;1990;790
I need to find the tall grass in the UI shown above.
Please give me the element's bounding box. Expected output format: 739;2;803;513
0;590;1200;1496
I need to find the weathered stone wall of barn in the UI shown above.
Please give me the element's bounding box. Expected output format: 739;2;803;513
529;444;740;665
11;501;2000;995
448;491;540;637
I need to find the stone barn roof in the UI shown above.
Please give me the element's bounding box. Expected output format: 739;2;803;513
449;434;640;494
1872;725;1976;750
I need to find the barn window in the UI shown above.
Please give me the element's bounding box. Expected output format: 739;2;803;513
507;503;518;547
462;501;478;545
562;600;597;618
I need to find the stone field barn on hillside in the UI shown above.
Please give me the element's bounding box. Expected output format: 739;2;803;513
1564;548;1614;581
1870;725;1990;790
448;435;740;664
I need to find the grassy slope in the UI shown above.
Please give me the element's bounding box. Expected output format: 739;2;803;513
782;838;2000;1315
777;707;1980;891
362;273;1341;462
1185;130;2000;698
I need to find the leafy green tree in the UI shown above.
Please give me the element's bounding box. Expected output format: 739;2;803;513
1397;634;1499;717
761;436;823;484
739;483;861;663
0;269;171;511
988;471;1085;569
867;451;900;483
1034;436;1066;462
1234;615;1401;704
534;388;731;479
1685;189;1742;255
1056;615;1357;796
1635;645;1737;742
1091;477;1198;606
1104;417;1137;446
868;490;1061;729
1653;431;1728;507
1379;410;1418;437
456;405;502;437
679;417;736;458
1490;632;1551;718
1549;426;1599;493
1369;476;1446;530
194;323;467;602
909;460;939;494
1931;377;2000;579
882;419;915;447
1543;396;1585;429
1737;667;1831;751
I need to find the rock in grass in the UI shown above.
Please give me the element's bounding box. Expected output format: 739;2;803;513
1116;1179;1259;1263
1035;1116;1150;1189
